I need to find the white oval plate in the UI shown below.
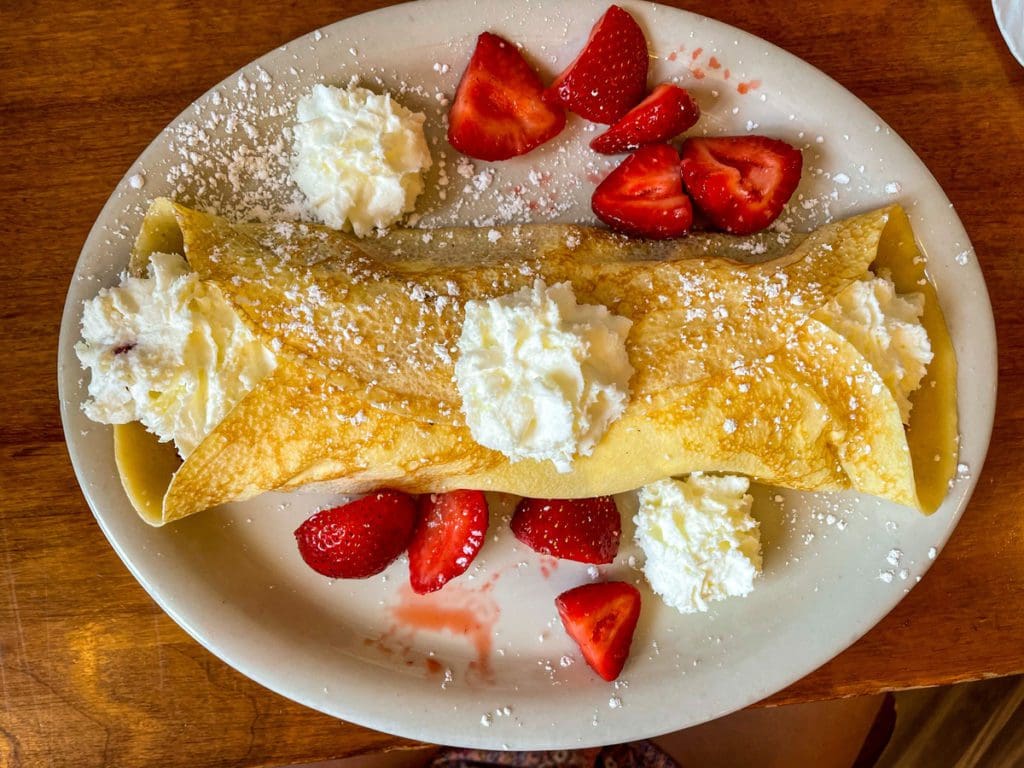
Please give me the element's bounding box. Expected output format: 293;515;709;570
58;0;996;751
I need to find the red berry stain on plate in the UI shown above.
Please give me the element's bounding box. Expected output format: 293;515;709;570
361;634;451;677
387;580;500;680
538;555;559;579
665;45;764;92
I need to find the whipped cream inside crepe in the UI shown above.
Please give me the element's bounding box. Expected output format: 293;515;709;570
76;251;276;458
85;199;956;525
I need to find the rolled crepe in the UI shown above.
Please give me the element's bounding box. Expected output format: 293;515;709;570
116;199;957;525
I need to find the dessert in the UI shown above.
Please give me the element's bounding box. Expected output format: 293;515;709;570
591;143;694;238
635;474;761;614
817;275;932;423
71;2;963;684
75;251;276;458
293;489;417;578
545;5;649;123
680;137;804;235
511;496;622;564
448;32;566;161
291;83;432;235
590;83;701;155
455;279;634;471
408;490;489;594
555;581;642;681
96;199;955;529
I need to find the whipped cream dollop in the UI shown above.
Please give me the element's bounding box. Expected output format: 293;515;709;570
455;280;634;472
75;252;277;458
291;83;432;236
816;273;932;423
635;474;762;614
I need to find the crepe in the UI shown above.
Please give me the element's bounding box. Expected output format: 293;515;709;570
115;199;957;525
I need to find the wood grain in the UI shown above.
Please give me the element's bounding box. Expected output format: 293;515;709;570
1;0;1022;765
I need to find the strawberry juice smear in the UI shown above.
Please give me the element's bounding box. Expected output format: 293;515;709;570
378;544;564;679
387;579;500;679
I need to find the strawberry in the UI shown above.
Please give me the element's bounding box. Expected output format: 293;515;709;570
408;490;489;594
591;143;693;239
294;490;417;579
680;136;803;235
448;32;566;161
556;581;641;681
545;5;649;124
511;496;621;564
591;83;700;154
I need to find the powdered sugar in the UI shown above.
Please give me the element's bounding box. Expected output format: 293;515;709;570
161;68;307;222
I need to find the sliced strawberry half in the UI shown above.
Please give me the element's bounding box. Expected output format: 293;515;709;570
556;581;641;681
591;83;700;154
680;136;803;235
511;496;621;564
591;143;693;239
294;490;417;579
408;490;489;594
545;5;649;124
448;32;566;161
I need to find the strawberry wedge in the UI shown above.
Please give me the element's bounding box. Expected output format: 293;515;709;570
448;32;566;161
294;490;417;579
545;5;649;124
592;143;693;239
591;83;700;154
556;581;641;681
680;136;803;235
511;496;621;564
408;490;489;594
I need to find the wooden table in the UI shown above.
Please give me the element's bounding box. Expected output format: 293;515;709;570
2;0;1022;765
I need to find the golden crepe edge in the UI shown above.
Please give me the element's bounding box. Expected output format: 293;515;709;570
113;199;958;525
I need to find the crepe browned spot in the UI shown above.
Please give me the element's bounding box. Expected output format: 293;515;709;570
115;200;957;525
